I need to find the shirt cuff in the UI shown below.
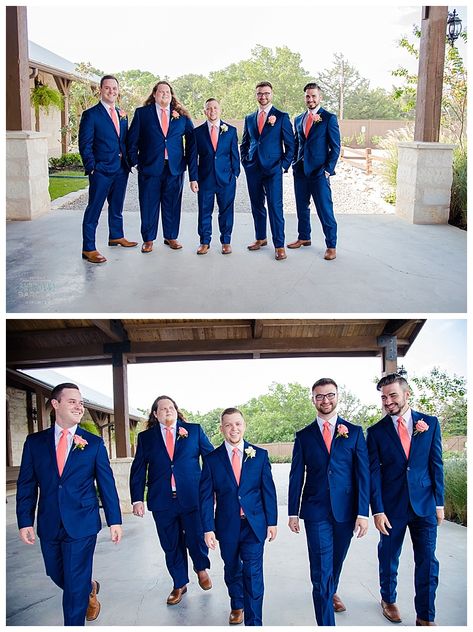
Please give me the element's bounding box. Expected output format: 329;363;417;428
436;506;444;510
357;515;369;520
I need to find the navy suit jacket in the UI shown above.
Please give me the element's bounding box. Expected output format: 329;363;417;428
292;107;340;177
16;427;122;541
127;104;198;180
367;410;444;518
129;420;214;512
78;102;130;175
200;441;278;544
240;106;295;175
194;121;240;188
288;417;370;523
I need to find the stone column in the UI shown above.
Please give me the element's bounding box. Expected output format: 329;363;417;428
110;457;134;514
395;141;455;224
6;131;51;220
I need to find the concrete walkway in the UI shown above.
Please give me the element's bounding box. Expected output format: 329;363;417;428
6;464;467;627
6;174;466;313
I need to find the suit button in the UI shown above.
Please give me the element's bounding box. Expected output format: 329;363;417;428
407;467;410;471
170;465;174;469
58;485;62;489
238;495;242;500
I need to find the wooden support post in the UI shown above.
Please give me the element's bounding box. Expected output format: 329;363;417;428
378;335;399;376
6;6;31;130
112;352;131;458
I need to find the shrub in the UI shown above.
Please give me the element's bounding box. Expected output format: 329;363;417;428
443;454;467;525
49;153;83;171
268;454;292;464
378;124;414;200
449;143;467;229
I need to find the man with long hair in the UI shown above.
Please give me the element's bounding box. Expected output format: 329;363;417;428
127;81;198;253
130;395;214;605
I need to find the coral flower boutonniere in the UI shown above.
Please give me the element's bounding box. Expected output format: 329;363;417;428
336;424;349;439
118;109;127;120
177;427;188;440
171;110;180;120
72;435;88;451
244;446;256;461
413;419;429;436
313;113;322;124
267;115;277;126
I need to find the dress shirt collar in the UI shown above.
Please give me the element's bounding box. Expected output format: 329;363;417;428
258;104;272;115
224;440;244;459
101;100;117;113
316;414;338;429
307;105;321;116
391;408;413;434
207;119;221;132
54;423;78;446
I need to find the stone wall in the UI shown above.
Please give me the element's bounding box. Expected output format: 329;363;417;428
7;387;29;465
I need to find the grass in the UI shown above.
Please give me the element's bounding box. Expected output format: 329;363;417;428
443;453;467;525
49;170;88;200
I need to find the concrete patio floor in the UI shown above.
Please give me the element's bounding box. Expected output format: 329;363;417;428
6;464;467;627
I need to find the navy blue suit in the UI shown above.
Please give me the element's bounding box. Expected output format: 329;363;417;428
194;121;240;245
292;107;340;247
129;420;213;588
200;442;277;626
16;427;122;626
240;106;295;248
127;104;197;242
78;102;131;251
367;411;444;622
288;417;370;626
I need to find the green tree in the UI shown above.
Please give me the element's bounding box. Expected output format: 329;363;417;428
344;87;409;120
316;53;369;119
68;62;104;148
172;73;213;117
114;69;160;117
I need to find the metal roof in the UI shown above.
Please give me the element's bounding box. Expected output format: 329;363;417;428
28;40;100;83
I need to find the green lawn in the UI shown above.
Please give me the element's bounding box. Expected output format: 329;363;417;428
49;170;88;200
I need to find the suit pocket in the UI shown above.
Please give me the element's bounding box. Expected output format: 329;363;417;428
81;496;99;507
420;478;432;488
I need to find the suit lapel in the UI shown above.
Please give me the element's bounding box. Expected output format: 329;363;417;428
46;427;58;474
98;101;119;135
309;420;330;456
382;414;408;461
61;426;85;478
217;443;238;486
409;410;424;460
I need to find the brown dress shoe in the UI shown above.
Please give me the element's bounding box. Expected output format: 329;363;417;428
86;580;101;621
275;247;287;260
229;609;244;625
108;237;138;247
164;239;183;250
196;244;210;255
333;593;346;612
82;250;107;263
167;586;187;605
247;239;268;251
287;239;311;249
221;244;232;255
324;247;337;260
416;619;437;626
196;569;212;590
141;241;153;253
381;600;402;623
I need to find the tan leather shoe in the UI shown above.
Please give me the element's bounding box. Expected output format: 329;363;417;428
324;247;337;260
416;619;437;626
108;237;138;247
141;241;153;253
82;250;107;263
333;593;346;612
196;244;210;255
164;239;183;250
229;609;244;624
275;247;287;260
221;244;232;255
247;239;267;251
381;600;402;623
196;569;212;590
287;239;311;249
86;580;101;621
166;586;187;605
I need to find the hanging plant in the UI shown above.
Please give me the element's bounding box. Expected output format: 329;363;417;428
30;82;64;113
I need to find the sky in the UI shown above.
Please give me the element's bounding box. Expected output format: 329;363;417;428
24;2;467;92
26;319;467;415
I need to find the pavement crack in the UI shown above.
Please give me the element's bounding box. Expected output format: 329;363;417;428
7;594;56;619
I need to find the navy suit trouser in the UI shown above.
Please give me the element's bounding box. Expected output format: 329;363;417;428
304;517;354;626
82;166;129;251
138;163;184;242
197;176;236;245
152;501;210;589
244;164;285;248
40;525;97;626
378;510;438;622
219;518;265;626
293;170;337;247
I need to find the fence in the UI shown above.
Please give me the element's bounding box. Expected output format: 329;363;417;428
340;146;388;175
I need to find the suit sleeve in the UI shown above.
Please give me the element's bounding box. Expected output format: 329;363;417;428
292;117;299;167
261;452;278;526
240;117;250;163
78;109;95;175
184;116;198;181
16;438;38;529
366;427;384;515
281;112;295;171
288;434;305;516
354;427;370;517
94;440;122;526
231;129;241;178
129;432;147;503
198;425;214;457
428;418;444;506
199;457;216;533
326;114;341;175
126;108;140;168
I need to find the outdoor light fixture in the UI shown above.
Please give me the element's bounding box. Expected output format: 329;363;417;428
397;365;408;378
446;9;462;47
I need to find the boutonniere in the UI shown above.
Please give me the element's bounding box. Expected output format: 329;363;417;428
177;427;188;440
171;110;180;120
335;424;349;439
312;113;322;124
72;434;88;451
244;446;256;461
413;419;429;436
220;123;228;133
267;115;277;126
118;109;127;120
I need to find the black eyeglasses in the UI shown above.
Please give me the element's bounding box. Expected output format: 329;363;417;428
313;393;336;401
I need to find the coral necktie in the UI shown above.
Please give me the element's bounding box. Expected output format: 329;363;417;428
305;111;313;138
109;107;119;135
165;427;176;489
258;110;266;134
210;124;218;151
323;421;332;453
398;416;411;458
161;108;169;158
232;448;244;515
56;429;69;476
